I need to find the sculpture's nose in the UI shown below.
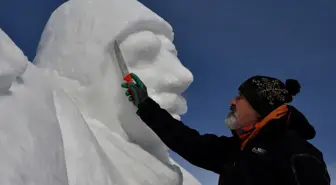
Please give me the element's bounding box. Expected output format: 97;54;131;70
159;66;193;94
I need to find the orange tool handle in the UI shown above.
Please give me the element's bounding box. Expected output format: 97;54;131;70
123;73;133;83
124;73;135;103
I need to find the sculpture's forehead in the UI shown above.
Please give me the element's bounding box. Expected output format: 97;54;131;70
35;0;176;87
53;0;174;43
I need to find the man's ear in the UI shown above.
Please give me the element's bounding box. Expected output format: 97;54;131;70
243;97;261;121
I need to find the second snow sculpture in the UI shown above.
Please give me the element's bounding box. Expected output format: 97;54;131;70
0;29;69;185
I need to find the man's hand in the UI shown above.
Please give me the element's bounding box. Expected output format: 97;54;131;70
121;73;148;107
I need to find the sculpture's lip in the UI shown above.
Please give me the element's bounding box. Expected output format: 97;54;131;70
151;92;187;116
171;113;181;121
166;94;187;115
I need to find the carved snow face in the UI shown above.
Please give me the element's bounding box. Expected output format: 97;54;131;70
34;0;193;121
119;31;193;120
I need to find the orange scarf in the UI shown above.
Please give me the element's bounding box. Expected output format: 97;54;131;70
239;104;288;150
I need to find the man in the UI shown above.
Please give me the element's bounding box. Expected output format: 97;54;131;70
122;73;331;185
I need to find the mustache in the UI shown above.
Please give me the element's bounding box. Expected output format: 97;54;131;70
228;105;237;115
230;105;236;112
227;105;238;120
228;111;237;118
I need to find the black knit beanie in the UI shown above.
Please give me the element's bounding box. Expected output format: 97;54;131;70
238;76;301;118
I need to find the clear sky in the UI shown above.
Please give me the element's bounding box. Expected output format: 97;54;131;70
1;0;335;184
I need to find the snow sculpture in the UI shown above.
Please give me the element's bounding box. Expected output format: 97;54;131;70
0;0;200;184
0;30;28;93
35;0;194;170
0;29;69;185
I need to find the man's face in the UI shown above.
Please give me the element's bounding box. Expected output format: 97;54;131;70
226;93;259;130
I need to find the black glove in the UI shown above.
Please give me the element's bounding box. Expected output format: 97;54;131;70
121;73;148;107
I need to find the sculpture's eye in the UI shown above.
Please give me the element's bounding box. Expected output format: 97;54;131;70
120;31;161;66
157;35;177;56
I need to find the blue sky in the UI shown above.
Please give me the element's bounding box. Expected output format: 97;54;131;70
1;0;335;184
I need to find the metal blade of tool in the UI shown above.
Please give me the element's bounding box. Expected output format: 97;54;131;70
113;40;133;82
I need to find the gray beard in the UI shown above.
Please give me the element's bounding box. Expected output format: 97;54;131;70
225;111;240;130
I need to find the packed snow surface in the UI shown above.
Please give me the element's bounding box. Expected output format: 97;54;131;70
0;0;200;184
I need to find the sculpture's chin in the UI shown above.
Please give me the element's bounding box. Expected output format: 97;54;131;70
150;92;187;121
171;114;181;121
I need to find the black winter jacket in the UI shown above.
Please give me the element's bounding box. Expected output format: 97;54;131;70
136;98;331;185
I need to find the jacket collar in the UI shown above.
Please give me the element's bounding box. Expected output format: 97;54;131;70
232;105;316;151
